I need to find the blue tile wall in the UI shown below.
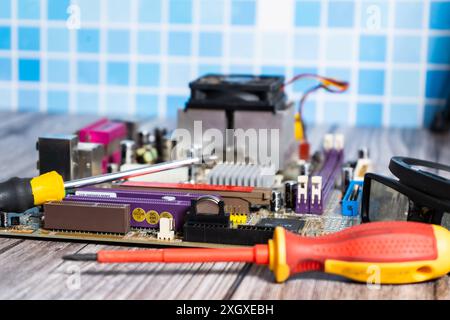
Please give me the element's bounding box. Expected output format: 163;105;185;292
18;0;39;20
168;31;191;56
0;27;11;49
18;59;40;82
0;0;448;127
47;90;69;113
18;27;40;51
0;58;11;80
0;0;11;19
48;60;69;83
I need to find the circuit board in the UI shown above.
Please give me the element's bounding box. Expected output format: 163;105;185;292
0;79;364;249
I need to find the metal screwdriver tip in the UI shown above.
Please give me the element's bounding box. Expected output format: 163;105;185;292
63;253;98;261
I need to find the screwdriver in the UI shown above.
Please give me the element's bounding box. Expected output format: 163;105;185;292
0;157;202;213
64;221;450;284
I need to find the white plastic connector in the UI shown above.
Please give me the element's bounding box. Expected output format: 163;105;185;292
311;176;322;204
157;217;175;241
334;134;345;150
323;134;334;151
297;175;308;203
353;159;374;181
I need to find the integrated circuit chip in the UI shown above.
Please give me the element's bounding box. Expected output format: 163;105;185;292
256;218;305;232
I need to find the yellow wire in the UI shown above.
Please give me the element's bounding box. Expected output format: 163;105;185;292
294;112;304;141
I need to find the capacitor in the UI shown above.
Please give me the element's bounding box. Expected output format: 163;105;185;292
270;190;283;212
358;147;369;159
137;130;151;148
298;160;311;176
284;180;298;211
154;128;168;162
120;140;136;165
341;166;354;194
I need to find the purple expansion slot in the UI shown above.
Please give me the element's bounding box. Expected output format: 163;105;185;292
75;187;214;202
296;149;343;215
65;195;191;231
309;150;343;214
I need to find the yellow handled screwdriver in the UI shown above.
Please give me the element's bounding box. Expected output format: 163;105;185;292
0;157;202;212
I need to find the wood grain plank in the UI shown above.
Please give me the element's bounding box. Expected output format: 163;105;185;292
0;240;87;299
5;243;246;300
230;259;436;300
0;238;24;254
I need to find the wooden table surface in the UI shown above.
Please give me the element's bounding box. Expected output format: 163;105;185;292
0;111;449;300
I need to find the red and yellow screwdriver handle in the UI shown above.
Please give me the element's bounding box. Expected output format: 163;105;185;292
269;221;450;284
94;221;450;284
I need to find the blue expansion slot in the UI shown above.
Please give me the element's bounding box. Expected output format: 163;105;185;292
341;180;363;217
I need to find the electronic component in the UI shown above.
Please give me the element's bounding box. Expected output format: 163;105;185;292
18;207;42;229
69;183;221;231
298;160;311;176
270;190;282;212
182;196;276;245
296;175;308;212
230;213;247;226
120;140;136;165
341;180;363;216
255;218;305;233
157;217;175;241
186;74;287;112
178;74;296;170
77;142;104;178
75;186;213;203
341;166;354;194
0;212;21;228
154;128;171;163
119;181;271;214
354;158;373;181
65;194;191;230
284;180;297;211
37;134;79;181
207;163;276;188
44;201;130;234
183;224;275;246
113;119;139;142
296;134;344;215
185;196;228;226
119;163;189;183
37;135;105;181
137;130;152;147
78;118;127;173
358;147;370;159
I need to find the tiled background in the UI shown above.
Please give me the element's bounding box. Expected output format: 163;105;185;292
0;0;449;127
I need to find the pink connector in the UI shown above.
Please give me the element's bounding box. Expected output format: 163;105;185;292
78;118;127;173
79;118;126;146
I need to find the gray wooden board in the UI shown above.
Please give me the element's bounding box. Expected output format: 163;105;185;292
0;112;449;299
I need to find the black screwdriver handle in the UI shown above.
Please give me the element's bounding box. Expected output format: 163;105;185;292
0;177;34;213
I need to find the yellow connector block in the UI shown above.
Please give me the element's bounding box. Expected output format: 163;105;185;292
230;213;248;226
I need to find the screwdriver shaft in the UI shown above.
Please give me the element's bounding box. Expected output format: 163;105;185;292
63;157;202;189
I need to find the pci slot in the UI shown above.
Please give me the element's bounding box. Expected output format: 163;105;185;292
341;180;363;216
65;194;191;231
309;149;343;214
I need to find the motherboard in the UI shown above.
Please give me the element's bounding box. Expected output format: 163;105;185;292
0;74;366;248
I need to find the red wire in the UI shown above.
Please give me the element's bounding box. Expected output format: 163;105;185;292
283;73;350;117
